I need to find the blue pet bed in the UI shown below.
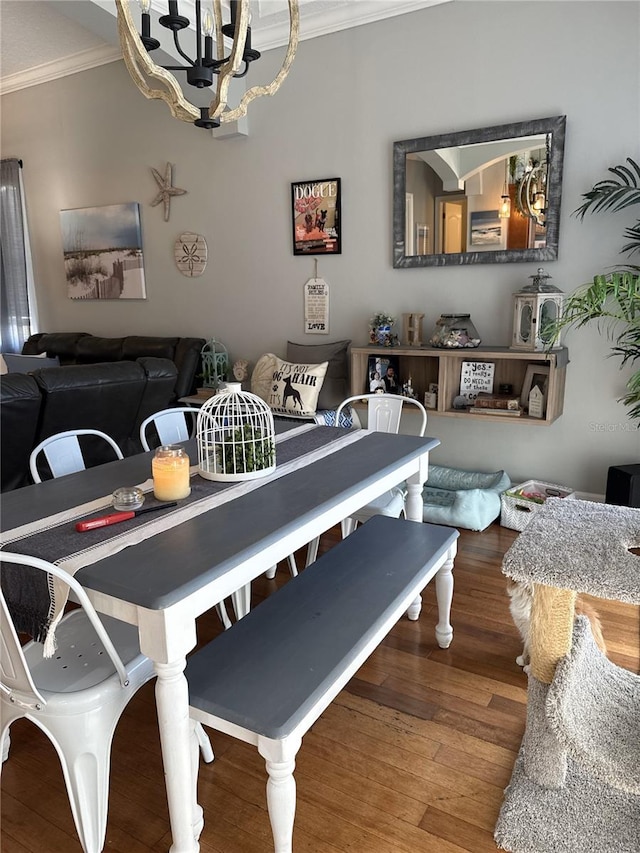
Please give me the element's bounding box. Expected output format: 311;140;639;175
422;465;511;531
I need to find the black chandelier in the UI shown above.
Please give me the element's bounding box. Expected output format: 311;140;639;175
115;1;299;129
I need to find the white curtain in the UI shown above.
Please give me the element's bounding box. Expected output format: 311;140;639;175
1;158;37;352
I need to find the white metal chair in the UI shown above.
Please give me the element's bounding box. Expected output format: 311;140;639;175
304;393;428;566
0;552;213;853
29;429;124;484
139;407;202;452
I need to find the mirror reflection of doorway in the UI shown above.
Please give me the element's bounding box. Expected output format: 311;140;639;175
436;195;467;253
405;193;415;255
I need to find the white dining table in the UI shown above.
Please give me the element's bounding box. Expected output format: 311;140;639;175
1;425;453;853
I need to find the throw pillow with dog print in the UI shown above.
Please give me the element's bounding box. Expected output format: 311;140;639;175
267;357;329;417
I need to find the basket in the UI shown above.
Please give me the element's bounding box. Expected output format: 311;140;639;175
197;383;276;482
500;479;575;531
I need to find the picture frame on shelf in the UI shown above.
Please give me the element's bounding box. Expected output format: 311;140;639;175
367;354;400;395
291;178;341;255
520;364;550;411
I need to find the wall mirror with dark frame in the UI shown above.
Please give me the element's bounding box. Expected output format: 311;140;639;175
393;115;566;268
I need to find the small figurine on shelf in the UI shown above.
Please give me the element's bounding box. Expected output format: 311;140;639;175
369;312;399;347
369;370;385;393
402;376;417;399
232;358;250;385
403;313;424;347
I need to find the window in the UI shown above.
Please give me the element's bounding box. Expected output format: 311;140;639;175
1;158;37;352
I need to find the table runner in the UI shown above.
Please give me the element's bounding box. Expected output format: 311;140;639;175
1;424;366;654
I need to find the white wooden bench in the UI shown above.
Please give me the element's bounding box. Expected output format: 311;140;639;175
186;515;457;852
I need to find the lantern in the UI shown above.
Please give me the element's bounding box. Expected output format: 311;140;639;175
200;338;229;389
511;268;564;351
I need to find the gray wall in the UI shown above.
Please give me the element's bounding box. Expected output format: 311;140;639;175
2;1;639;492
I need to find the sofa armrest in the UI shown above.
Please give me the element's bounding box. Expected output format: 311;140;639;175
22;332;89;363
1;374;42;491
173;337;206;398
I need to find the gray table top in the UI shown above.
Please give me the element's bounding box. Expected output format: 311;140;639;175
2;429;439;611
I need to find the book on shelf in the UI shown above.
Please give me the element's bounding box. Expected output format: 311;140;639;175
468;405;523;417
472;392;521;410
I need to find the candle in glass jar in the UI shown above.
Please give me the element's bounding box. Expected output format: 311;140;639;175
152;446;191;501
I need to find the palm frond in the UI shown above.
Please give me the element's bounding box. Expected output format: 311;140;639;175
574;158;640;219
563;159;640;420
619;369;640;420
621;223;640;255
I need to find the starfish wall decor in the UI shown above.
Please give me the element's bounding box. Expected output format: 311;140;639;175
150;162;187;221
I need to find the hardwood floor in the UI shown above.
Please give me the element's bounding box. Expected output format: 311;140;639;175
2;522;638;852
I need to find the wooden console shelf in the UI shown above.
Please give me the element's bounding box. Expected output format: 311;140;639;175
350;345;569;425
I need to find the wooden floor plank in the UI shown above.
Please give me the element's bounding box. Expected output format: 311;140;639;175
420;805;500;853
333;691;519;770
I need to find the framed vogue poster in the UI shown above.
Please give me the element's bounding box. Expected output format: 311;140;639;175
291;178;341;255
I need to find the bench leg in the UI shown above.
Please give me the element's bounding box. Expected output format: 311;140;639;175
305;536;320;567
258;736;302;853
434;543;456;648
231;583;252;620
287;554;299;578
406;594;422;621
342;518;358;538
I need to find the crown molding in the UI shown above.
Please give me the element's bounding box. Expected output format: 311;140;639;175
0;45;122;96
0;1;451;94
257;0;451;51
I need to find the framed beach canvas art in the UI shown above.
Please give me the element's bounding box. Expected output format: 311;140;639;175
60;203;147;299
469;210;502;247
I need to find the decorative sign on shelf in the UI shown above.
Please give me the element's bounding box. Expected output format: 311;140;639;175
304;277;329;334
174;232;207;277
459;361;495;403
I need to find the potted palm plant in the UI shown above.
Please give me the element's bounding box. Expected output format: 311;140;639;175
549;157;640;419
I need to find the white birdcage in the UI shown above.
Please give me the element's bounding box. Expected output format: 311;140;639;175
197;383;276;482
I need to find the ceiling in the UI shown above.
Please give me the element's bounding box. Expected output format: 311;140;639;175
0;0;451;94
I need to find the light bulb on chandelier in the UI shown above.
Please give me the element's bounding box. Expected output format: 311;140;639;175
498;158;511;219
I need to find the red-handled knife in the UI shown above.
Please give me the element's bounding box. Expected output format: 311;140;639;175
75;502;178;532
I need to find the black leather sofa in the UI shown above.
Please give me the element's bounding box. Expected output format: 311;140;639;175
22;332;205;401
1;358;178;492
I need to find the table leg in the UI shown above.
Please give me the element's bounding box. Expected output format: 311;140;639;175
404;480;424;525
405;473;427;618
155;658;201;853
434;543;456;649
